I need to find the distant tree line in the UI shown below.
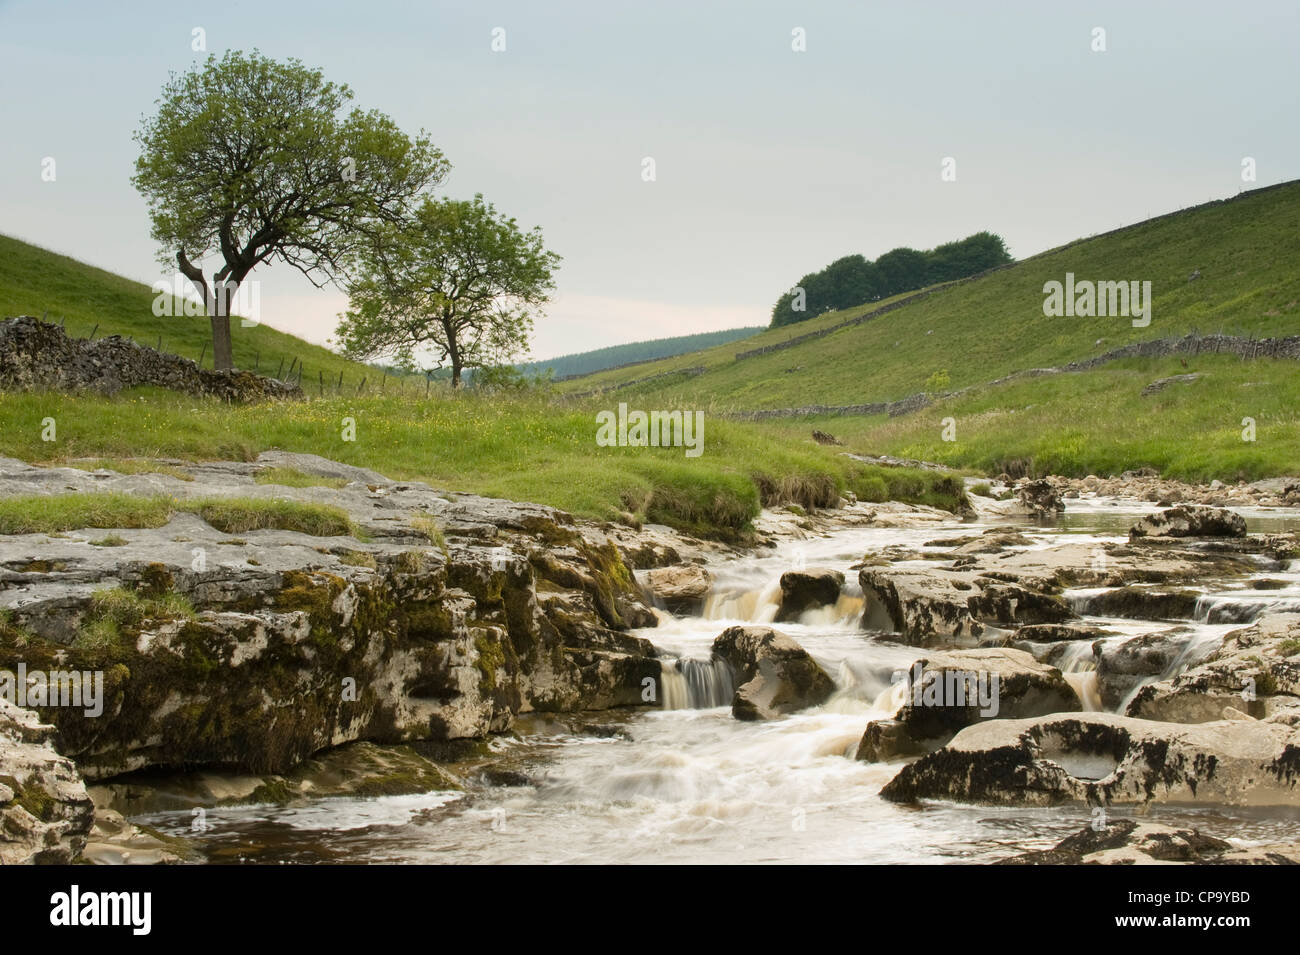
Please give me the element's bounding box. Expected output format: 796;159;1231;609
770;231;1013;327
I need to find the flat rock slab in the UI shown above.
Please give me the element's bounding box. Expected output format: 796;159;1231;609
881;711;1300;808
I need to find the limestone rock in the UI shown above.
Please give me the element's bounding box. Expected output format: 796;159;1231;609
1128;613;1300;723
1129;505;1247;540
880;711;1300;807
775;568;844;622
0;699;94;864
643;564;713;615
856;648;1080;760
710;626;835;721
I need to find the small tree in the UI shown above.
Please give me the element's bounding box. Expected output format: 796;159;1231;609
335;195;560;387
132;50;448;371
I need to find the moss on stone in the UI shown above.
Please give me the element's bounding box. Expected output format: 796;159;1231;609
14;783;56;822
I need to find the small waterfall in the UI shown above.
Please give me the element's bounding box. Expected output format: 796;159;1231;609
1115;628;1225;713
870;679;907;713
660;658;736;710
795;593;865;628
1054;640;1101;711
703;578;782;623
1192;593;1300;625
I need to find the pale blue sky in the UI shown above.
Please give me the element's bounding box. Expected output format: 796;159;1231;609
1;0;1296;359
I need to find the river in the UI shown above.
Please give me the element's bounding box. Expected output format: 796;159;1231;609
134;497;1300;863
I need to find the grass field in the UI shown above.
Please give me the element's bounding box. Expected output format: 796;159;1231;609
769;354;1300;483
0;387;966;540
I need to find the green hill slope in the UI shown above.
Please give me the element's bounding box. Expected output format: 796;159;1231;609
518;326;765;380
0;234;382;389
564;182;1300;411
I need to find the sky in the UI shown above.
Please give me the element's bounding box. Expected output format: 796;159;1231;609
1;0;1297;361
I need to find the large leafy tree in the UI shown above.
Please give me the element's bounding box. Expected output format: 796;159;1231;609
335;195;560;388
132;50;448;371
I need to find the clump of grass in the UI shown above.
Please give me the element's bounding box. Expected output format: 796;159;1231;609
0;609;34;649
61;458;195;481
0;493;174;535
0;492;358;540
73;616;123;651
410;515;450;558
338;549;378;569
73;586;196;650
89;534;129;547
1279;638;1300;657
188;498;355;538
254;467;348;489
393;550;426;574
847;465;968;513
969;481;994;497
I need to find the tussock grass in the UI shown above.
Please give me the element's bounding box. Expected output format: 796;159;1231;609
73;586;195;650
58;458;195;481
0;493;174;535
254;467;348;489
188;498;355;537
0;388;968;540
0;491;357;538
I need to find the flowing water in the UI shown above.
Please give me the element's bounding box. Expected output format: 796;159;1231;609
135;499;1300;864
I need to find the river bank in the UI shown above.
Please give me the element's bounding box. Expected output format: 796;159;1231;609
2;456;1299;864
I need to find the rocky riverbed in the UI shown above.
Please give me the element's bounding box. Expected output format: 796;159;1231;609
3;457;1299;864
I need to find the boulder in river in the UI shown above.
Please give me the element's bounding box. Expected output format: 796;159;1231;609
1069;586;1201;621
1129;504;1247;540
643;564;713;615
775;568;845;622
856;648;1080;760
711;626;835;721
1128;612;1300;723
1016;478;1065;519
859;566;1073;645
880;711;1300;807
998;816;1300;865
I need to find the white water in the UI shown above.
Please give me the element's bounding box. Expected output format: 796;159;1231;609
134;496;1300;864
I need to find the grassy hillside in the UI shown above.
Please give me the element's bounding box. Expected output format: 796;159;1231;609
564;182;1300;411
750;353;1300;483
561;285;947;393
518;326;765;380
0;234;389;390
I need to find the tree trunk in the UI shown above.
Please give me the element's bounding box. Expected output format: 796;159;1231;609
444;314;461;388
209;282;236;371
210;313;234;371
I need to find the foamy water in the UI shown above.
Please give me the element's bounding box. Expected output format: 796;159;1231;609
134;497;1300;863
